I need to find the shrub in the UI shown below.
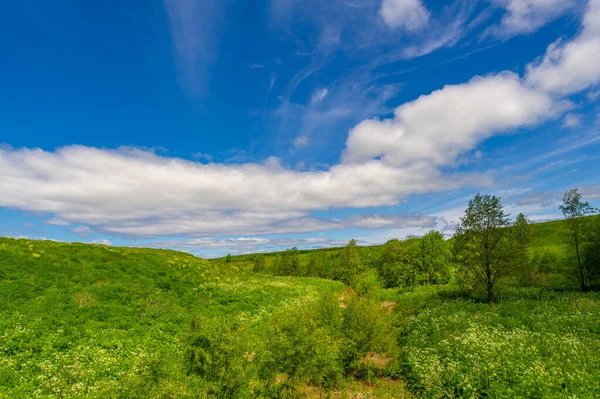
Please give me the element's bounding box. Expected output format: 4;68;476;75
340;296;397;376
260;304;342;391
185;317;252;398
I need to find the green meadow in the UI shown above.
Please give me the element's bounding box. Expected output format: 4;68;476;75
1;213;599;398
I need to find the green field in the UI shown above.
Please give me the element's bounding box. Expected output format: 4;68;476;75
1;215;599;398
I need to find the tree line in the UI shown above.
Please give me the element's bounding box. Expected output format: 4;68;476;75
253;187;599;303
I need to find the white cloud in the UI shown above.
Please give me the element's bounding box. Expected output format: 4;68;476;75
150;236;366;255
72;226;92;237
562;113;582;128
526;0;600;95
347;213;437;229
293;135;309;148
90;239;112;246
492;0;576;37
380;0;430;31
45;218;71;226
0;146;481;237
310;88;329;105
343;72;560;167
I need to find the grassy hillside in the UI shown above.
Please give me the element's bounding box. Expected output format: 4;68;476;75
2;214;599;398
0;238;347;398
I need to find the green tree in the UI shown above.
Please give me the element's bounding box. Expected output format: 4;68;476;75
560;188;595;292
225;253;232;263
453;193;514;303
253;254;266;273
306;251;325;277
333;239;362;284
278;247;301;276
419;230;450;284
513;213;532;281
377;239;415;288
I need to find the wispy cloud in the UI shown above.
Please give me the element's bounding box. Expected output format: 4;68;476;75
487;0;579;38
163;0;224;97
72;226;92;237
562;113;582;128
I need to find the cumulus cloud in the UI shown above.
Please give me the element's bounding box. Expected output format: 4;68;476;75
0;145;478;237
526;0;600;95
492;0;577;37
380;0;430;31
343;72;560;167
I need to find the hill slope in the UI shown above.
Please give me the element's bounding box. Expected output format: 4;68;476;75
0;237;344;398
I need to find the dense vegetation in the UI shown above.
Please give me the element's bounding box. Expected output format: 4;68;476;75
1;188;599;397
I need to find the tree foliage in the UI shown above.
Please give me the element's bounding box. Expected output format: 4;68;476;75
253;254;266;273
278;247;301;276
377;239;414;288
334;239;362;284
418;230;450;284
560;188;596;292
453;194;515;303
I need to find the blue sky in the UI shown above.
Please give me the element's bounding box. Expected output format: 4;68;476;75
1;0;599;257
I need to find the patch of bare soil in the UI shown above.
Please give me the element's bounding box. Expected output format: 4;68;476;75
338;288;355;309
299;378;407;398
360;352;393;368
380;301;396;315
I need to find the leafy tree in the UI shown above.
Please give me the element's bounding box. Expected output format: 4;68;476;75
278;247;301;276
306;251;326;277
454;193;515;303
560;188;595;292
418;230;450;284
253;254;266;273
513;213;532;281
377;239;415;288
333;239;362;284
225;253;232;263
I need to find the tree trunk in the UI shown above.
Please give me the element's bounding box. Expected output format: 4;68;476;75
487;287;495;304
575;233;586;292
486;262;495;303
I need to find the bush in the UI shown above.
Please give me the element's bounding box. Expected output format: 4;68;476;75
185;317;252;398
260;303;342;391
399;293;600;398
340;296;397;376
350;271;381;296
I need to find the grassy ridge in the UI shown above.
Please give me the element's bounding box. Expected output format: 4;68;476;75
1;215;599;398
0;238;344;398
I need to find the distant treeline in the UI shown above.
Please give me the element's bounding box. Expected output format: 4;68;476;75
237;187;600;303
